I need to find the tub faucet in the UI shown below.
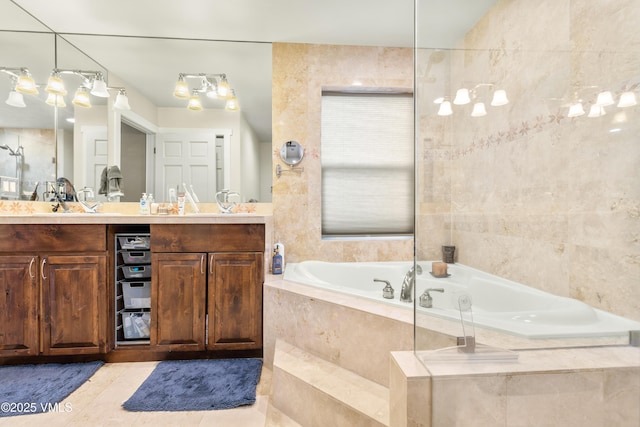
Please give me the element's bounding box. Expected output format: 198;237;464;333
400;264;422;303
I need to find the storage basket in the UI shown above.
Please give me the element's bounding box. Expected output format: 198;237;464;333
118;235;150;250
121;281;151;309
121;250;152;264
121;265;151;279
122;312;151;339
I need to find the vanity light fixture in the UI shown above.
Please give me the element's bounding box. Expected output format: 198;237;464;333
46;93;66;107
15;69;38;95
174;73;238;111
471;102;487;117
453;88;471;105
595;90;614;107
437;84;509;117
173;74;190;98
617;91;637;108
90;73;110;97
113;88;131;110
225;90;239;111
46;69;111;106
437;99;453;116
587;104;606;118
187;90;203;111
490;89;509;106
567;101;585;118
217;75;231;99
5;89;26;108
1;67;40;104
72;86;92;108
45;71;67;96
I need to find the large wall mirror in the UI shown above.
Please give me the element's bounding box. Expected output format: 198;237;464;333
0;1;272;203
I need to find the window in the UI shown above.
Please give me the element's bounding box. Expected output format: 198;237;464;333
321;91;414;237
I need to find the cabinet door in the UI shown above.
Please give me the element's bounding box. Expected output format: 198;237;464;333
151;253;206;351
207;252;263;350
0;256;39;357
41;254;108;355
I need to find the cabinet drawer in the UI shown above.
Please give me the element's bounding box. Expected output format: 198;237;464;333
0;224;106;252
150;224;265;252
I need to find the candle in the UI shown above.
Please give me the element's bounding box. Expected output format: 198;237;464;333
432;262;448;276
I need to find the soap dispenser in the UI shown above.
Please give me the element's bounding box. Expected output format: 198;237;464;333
272;248;283;275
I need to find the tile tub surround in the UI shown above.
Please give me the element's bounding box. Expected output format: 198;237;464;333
391;346;640;427
415;0;640;323
271;42;414;265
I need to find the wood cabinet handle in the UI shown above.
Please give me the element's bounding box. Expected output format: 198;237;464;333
29;257;35;278
209;254;214;274
41;258;47;279
200;255;205;275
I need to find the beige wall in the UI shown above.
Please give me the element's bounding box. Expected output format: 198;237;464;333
271;43;414;263
416;0;639;320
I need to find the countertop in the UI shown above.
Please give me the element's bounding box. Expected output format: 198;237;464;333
0;201;273;225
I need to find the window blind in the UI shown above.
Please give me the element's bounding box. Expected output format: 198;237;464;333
321;92;414;236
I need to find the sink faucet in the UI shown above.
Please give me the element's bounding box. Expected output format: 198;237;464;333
400;264;422;303
51;185;70;213
78;200;104;213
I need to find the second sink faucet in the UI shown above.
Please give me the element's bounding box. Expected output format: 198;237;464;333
400;264;423;303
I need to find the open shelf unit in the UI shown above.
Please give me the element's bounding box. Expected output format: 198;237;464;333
114;233;151;346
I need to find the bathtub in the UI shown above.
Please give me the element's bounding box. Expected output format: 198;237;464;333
283;260;640;340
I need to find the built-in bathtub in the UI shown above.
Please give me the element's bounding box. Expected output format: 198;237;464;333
284;260;640;340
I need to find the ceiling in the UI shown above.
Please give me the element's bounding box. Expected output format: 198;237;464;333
3;0;496;141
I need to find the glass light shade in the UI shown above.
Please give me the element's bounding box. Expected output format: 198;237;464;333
433;97;444;104
90;78;110;97
5;90;26;107
217;78;230;98
173;80;190;98
113;92;131;110
567;102;585;118
453;88;471;105
46;93;66;107
587;104;606;118
187;93;203;111
206;85;219;99
595;90;614;106
471;102;487;117
617;91;637;108
491;89;509;106
72;87;92;108
437;100;453;116
225;91;239;111
45;75;67;96
16;74;38;94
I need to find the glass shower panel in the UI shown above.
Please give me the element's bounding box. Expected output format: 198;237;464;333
414;0;640;361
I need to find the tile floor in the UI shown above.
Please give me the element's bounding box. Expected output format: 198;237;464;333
0;361;271;427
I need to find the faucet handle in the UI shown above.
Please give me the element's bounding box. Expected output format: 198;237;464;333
373;278;394;299
419;288;444;308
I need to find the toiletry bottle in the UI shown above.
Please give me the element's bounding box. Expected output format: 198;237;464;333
272;248;283;274
274;240;285;270
177;191;186;215
140;193;149;215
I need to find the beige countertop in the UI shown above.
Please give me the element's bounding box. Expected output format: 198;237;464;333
0;201;273;225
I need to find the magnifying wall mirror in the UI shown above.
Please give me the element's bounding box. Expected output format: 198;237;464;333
279;140;304;165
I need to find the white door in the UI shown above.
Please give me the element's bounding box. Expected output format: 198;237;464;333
155;131;217;203
82;127;108;201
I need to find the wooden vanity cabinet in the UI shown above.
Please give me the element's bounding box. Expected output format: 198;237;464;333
150;224;264;352
0;256;39;357
0;225;108;358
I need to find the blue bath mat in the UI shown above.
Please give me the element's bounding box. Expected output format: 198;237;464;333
0;361;104;417
122;358;263;412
